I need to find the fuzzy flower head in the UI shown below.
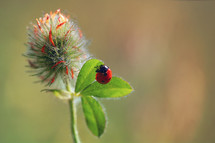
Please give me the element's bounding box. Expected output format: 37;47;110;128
25;9;88;86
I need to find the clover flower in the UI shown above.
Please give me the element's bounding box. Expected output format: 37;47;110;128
24;9;133;143
25;9;88;86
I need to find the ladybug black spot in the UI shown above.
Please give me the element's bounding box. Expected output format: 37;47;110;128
102;80;105;83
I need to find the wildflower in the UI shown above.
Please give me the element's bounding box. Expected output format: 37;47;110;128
24;9;133;143
24;9;88;86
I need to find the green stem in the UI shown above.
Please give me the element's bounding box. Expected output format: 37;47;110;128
69;98;81;143
66;80;81;143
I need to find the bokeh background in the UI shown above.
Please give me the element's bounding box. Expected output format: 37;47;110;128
1;0;215;143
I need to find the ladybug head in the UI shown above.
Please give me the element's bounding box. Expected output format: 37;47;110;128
96;65;109;73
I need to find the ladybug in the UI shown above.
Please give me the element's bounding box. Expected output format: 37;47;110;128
96;65;112;84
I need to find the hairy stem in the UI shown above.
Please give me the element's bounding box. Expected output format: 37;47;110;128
66;80;81;143
69;98;81;143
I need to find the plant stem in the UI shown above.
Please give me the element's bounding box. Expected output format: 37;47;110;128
69;98;81;143
66;80;81;143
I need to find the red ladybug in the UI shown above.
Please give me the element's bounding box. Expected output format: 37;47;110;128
96;65;112;84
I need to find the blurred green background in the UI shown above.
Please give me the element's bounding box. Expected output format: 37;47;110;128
1;0;215;143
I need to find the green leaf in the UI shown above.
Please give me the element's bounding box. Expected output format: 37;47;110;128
81;77;133;98
41;89;71;99
81;96;106;137
75;59;104;93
